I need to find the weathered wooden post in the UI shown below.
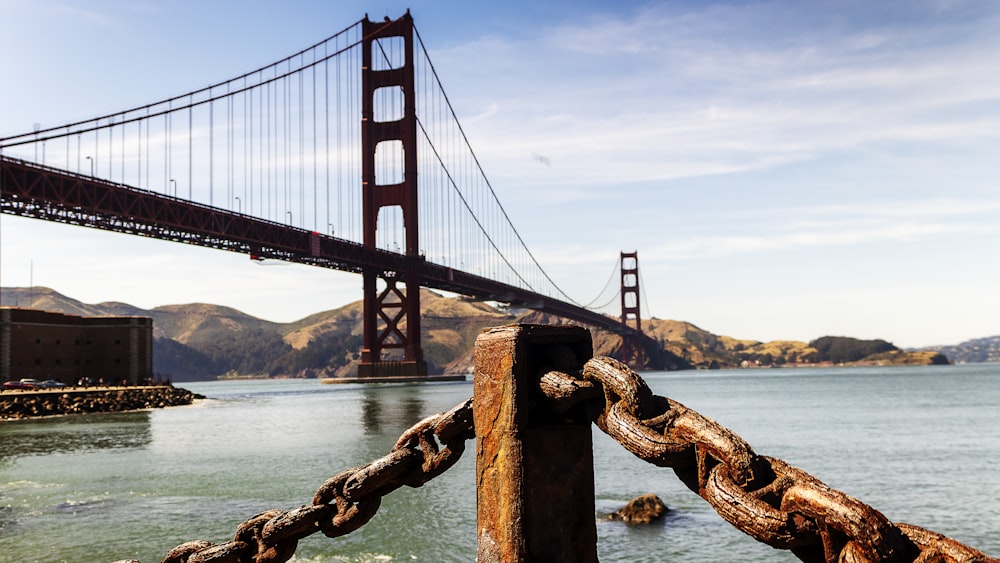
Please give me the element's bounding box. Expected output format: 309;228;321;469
474;324;598;562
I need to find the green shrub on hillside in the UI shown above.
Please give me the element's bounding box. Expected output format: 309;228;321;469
808;336;897;364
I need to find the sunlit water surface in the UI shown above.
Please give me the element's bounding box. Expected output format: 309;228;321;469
2;363;998;562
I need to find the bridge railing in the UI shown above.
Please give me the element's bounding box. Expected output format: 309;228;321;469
118;324;997;563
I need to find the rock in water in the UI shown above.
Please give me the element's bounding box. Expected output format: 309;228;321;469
610;494;669;524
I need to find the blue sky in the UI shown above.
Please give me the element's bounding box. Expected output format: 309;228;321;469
1;0;998;348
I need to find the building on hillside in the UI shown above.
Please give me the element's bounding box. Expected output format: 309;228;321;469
0;307;153;385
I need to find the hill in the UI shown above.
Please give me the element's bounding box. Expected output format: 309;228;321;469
918;335;1000;364
636;322;948;369
1;286;514;380
1;286;951;380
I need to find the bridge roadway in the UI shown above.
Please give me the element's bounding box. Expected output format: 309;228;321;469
0;156;640;338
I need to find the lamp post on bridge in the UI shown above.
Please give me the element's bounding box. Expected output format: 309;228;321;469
234;196;241;214
85;156;93;177
169;179;177;197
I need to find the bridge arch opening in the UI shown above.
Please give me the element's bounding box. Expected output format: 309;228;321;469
373;87;405;123
376;205;406;253
374;139;404;186
371;37;406;71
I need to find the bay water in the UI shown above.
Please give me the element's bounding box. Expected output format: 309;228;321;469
1;363;998;562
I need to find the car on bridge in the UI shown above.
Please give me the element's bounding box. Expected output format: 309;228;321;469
39;379;67;389
3;378;42;390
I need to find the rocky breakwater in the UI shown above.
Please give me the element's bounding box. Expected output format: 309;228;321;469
0;386;205;420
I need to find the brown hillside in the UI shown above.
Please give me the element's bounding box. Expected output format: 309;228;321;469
282;301;364;350
151;303;280;344
1;286;111;317
3;286;950;378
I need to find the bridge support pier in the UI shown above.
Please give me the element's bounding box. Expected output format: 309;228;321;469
619;251;645;368
358;270;426;378
473;324;598;563
358;12;427;378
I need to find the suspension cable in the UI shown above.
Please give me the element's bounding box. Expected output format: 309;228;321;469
414;117;536;290
0;21;368;148
638;263;653;320
581;258;622;309
590;290;622;312
413;24;585;307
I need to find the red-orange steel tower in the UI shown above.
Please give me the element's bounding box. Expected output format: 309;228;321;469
620;251;644;368
359;13;426;377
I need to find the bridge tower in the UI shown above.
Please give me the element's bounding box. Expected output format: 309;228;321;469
358;12;427;377
619;251;645;368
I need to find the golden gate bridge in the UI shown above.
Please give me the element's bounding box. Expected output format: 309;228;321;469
0;11;654;377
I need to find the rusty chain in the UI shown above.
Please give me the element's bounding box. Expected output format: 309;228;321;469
111;353;996;563
538;356;998;563
132;398;474;563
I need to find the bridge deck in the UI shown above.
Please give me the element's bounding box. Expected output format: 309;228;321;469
0;156;643;338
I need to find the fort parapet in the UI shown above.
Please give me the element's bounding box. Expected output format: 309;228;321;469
1;307;152;386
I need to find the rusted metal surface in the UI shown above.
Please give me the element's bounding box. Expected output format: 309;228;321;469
474;324;598;563
541;354;1000;563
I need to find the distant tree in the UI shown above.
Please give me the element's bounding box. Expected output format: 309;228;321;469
153;337;220;380
266;331;362;376
198;329;291;375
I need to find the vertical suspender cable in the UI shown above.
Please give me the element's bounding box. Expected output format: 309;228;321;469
226;87;231;209
312;52;318;231
165;108;170;193
188;97;193;199
120;115;125;183
325;44;331;235
277;72;282;220
107;117;112;179
335;40;341;239
283;68;288;222
259;75;265;217
268;78;273;217
136;121;141;189
349;30;355;241
162;113;167;191
300;58;306;228
210;94;214;206
298;58;304;227
247;86;253;216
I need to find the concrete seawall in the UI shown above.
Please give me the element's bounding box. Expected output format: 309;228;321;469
0;386;204;420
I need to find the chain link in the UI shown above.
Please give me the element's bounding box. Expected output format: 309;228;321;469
117;353;995;563
154;398;473;563
546;356;998;563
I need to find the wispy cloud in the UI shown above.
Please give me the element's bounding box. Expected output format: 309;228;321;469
646;196;1000;260
432;1;1000;190
654;221;985;260
523;196;1000;270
